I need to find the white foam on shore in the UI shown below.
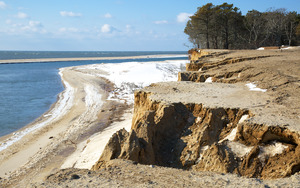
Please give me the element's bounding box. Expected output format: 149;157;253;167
0;69;75;152
246;82;267;92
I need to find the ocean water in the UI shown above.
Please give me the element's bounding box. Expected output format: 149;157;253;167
0;51;187;137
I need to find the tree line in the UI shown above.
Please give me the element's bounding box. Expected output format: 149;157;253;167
184;3;300;49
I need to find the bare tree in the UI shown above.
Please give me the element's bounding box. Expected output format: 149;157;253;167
284;11;299;46
243;10;266;48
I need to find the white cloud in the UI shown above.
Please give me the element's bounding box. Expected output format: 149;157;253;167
60;11;82;17
29;21;42;27
6;19;12;24
0;1;6;9
177;12;192;23
101;24;112;33
104;13;112;18
16;12;29;19
21;21;46;33
126;25;131;29
125;24;131;31
59;27;79;33
154;20;168;24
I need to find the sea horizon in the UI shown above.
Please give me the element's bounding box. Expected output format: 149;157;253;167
0;50;187;60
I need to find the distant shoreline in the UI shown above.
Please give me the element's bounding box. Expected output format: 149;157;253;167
0;54;188;64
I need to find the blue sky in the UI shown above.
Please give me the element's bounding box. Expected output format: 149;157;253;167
0;0;299;51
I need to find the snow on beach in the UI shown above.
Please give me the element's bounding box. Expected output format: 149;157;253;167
61;59;188;169
77;60;187;104
246;82;267;92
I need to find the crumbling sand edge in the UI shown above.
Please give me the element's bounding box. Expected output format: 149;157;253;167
92;49;300;180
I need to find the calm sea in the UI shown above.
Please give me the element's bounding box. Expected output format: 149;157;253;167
0;51;187;137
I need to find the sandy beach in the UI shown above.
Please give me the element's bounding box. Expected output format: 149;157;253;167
0;59;187;186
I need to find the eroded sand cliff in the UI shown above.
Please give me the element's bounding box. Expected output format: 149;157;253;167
92;49;300;181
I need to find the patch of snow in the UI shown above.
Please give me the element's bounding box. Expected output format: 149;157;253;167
226;141;254;157
78;60;188;104
238;115;249;124
196;145;210;163
84;85;102;108
257;47;264;50
205;77;213;83
218;126;253;157
219;127;237;143
195;117;202;123
246;82;267;92
258;141;288;164
225;128;237;141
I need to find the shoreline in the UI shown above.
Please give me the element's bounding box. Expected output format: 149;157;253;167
0;59;187;184
0;69;74;152
0;54;187;64
0;65;118;180
0;67;79;178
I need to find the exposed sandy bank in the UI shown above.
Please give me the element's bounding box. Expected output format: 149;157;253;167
60;111;133;169
144;81;299;131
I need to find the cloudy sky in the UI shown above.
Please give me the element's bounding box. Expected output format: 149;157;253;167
0;0;299;51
